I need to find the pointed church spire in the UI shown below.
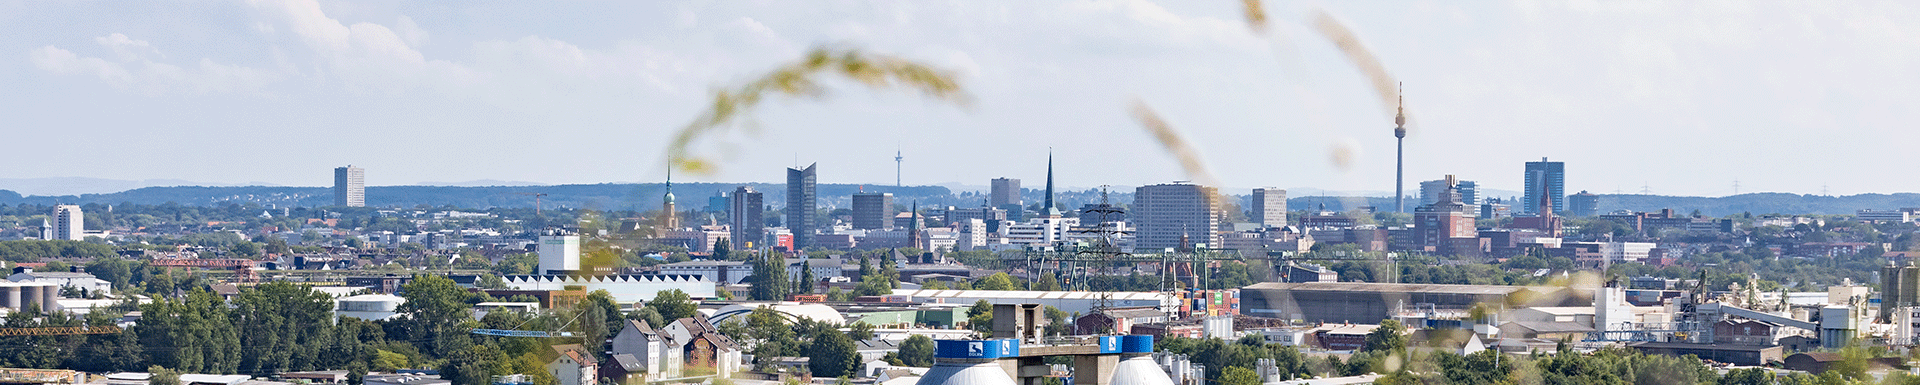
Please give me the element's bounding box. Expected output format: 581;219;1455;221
907;200;921;249
661;162;679;230
1042;151;1061;217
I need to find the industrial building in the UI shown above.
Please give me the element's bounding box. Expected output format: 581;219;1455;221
0;281;60;313
1239;282;1588;323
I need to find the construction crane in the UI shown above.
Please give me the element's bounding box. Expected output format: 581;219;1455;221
150;257;260;283
513;192;550;216
470;329;576;338
0;325;121;337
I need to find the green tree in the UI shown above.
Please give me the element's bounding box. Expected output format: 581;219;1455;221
1043;306;1070;337
371;349;409;372
347;362;367;385
713;238;731;261
396;274;473;357
749;252;789;301
233;281;339;374
853;275;893;297
847;322;876;342
973;273;1018;291
967;300;994;337
1362;319;1407;354
628;307;666;329
1219;367;1260;385
439;344;504;385
647;289;699;322
898;335;935;367
149;366;181;385
807;328;859;378
1033;273;1061;291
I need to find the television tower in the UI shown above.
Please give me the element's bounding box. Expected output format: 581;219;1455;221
1394;83;1407;213
895;149;903;187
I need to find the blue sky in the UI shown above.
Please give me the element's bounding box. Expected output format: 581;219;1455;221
3;1;1918;197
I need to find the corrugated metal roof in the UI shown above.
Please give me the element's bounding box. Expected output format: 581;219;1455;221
894;289;1167;301
1245;282;1566;295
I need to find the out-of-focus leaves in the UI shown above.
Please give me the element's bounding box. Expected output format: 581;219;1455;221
669;46;969;175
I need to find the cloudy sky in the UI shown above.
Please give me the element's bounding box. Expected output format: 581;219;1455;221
4;1;1918;197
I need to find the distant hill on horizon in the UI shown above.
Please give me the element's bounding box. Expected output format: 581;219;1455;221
0;184;1914;217
0;183;954;211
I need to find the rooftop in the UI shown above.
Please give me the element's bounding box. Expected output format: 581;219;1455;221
894;289;1167;301
1245;282;1567;295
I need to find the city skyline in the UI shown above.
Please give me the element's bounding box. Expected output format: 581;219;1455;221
7;2;1920;197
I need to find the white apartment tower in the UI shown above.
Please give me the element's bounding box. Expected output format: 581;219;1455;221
51;205;83;240
1133;182;1221;250
1251;188;1287;229
335;165;366;207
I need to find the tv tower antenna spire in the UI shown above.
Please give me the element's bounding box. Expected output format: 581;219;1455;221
1393;82;1407;213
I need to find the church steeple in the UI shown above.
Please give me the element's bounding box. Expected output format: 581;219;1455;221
661;164;679;230
907;200;921;249
1042;151;1061;217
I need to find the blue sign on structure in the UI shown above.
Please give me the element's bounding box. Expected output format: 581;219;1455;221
935;339;1024;359
1121;335;1154;353
1097;336;1123;354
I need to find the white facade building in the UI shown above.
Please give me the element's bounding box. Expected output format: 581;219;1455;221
655;261;753;284
537;233;581;274
504;275;717;303
52;205;83;241
335;294;405;321
1605;242;1657;263
7;270;111;297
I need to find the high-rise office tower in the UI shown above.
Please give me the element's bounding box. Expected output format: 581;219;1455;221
1420;179;1480;208
852;192;894;230
51;205;83;241
1568;191;1600;217
786;163;817;250
990;178;1022;208
334;165;365;207
1414;175;1477;254
1523;157;1566;215
707;192;730;214
1252;188;1288;228
730;186;764;249
1133;182;1221;250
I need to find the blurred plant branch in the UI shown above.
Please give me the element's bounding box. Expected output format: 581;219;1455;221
668;46;970;175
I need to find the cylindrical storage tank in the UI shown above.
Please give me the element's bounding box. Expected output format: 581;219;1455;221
20;285;41;311
2;285;20;309
41;283;58;312
919;340;1017;385
1109;355;1175;385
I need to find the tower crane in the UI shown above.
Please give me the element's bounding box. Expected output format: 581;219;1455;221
514;192;550;216
0;325;121;337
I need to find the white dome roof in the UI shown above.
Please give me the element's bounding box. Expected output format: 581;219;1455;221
1109;356;1175;385
915;361;1016;385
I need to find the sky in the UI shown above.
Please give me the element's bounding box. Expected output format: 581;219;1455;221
3;0;1919;197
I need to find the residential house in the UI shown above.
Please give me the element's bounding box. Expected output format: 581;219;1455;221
547;345;598;385
600;354;646;385
660;316;742;377
609;320;680;380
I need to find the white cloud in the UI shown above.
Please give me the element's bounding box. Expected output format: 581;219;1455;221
94;33;159;61
31;34;279;96
393;16;429;47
